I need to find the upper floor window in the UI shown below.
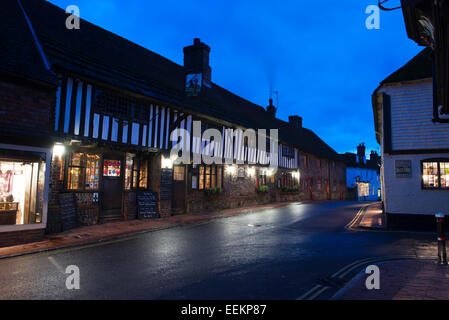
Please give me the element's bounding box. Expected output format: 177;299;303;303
422;160;449;189
282;145;294;158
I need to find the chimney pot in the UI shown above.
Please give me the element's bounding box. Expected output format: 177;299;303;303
267;99;276;118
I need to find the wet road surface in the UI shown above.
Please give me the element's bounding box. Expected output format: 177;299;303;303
0;201;434;299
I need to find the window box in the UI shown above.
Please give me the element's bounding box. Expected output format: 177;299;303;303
205;186;223;196
282;186;299;193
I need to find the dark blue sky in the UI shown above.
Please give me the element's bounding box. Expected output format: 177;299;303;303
49;0;422;156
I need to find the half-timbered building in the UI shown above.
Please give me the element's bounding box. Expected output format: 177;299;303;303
0;0;347;244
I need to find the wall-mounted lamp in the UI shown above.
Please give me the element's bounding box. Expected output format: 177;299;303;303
292;171;300;179
247;167;255;176
53;144;65;158
161;156;174;169
266;169;273;176
226;165;236;175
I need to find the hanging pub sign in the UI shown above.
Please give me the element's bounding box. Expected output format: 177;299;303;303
185;73;202;96
395;160;412;178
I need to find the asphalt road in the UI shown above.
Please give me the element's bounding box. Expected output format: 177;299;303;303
0;201;435;299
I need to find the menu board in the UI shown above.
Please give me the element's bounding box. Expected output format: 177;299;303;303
59;193;78;231
160;169;173;201
137;191;159;219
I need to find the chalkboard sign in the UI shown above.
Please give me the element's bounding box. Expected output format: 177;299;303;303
137;191;159;219
59;193;78;231
160;169;173;201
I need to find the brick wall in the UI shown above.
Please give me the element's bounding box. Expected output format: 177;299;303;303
0;228;45;248
0;77;54;133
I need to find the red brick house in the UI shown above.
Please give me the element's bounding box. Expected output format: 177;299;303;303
0;0;347;246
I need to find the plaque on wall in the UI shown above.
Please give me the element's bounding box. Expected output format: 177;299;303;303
395;160;412;178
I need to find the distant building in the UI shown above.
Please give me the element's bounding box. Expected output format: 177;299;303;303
372;48;449;230
341;144;381;201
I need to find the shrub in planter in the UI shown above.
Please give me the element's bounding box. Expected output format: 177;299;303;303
257;185;269;193
205;186;223;195
282;186;299;192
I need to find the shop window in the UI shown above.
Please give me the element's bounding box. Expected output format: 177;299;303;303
174;166;185;181
67;152;84;190
422;160;449;189
67;152;100;190
124;154;149;190
85;155;100;190
139;160;148;188
193;165;223;190
132;160;138;189
125;155;133;190
0;156;46;225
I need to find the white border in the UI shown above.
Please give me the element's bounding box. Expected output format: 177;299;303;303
0;143;51;233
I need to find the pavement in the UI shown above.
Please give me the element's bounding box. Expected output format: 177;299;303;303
335;201;449;300
333;259;449;300
0;202;291;259
358;202;385;229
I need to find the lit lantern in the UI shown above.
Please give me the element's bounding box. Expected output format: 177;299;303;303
53;144;65;157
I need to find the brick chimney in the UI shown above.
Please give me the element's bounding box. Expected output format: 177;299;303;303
357;143;366;164
183;38;211;87
267;98;277;118
288;115;302;128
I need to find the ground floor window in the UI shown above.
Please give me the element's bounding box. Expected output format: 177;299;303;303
192;165;223;190
67;152;100;190
258;170;267;186
0;153;46;225
316;178;322;192
422;160;449;189
125;154;149;190
174;166;185;181
358;182;370;197
281;172;298;188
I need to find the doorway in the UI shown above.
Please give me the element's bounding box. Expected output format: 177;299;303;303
172;165;186;214
101;155;123;222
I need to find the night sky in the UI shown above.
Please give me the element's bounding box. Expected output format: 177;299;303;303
48;0;422;156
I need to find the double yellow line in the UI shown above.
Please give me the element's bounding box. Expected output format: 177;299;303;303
346;206;367;230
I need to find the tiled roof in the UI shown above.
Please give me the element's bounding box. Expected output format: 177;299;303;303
19;0;341;161
381;48;432;84
0;0;58;85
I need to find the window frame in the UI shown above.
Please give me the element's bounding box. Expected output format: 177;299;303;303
191;164;223;191
66;152;101;191
421;158;449;190
124;154;149;191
